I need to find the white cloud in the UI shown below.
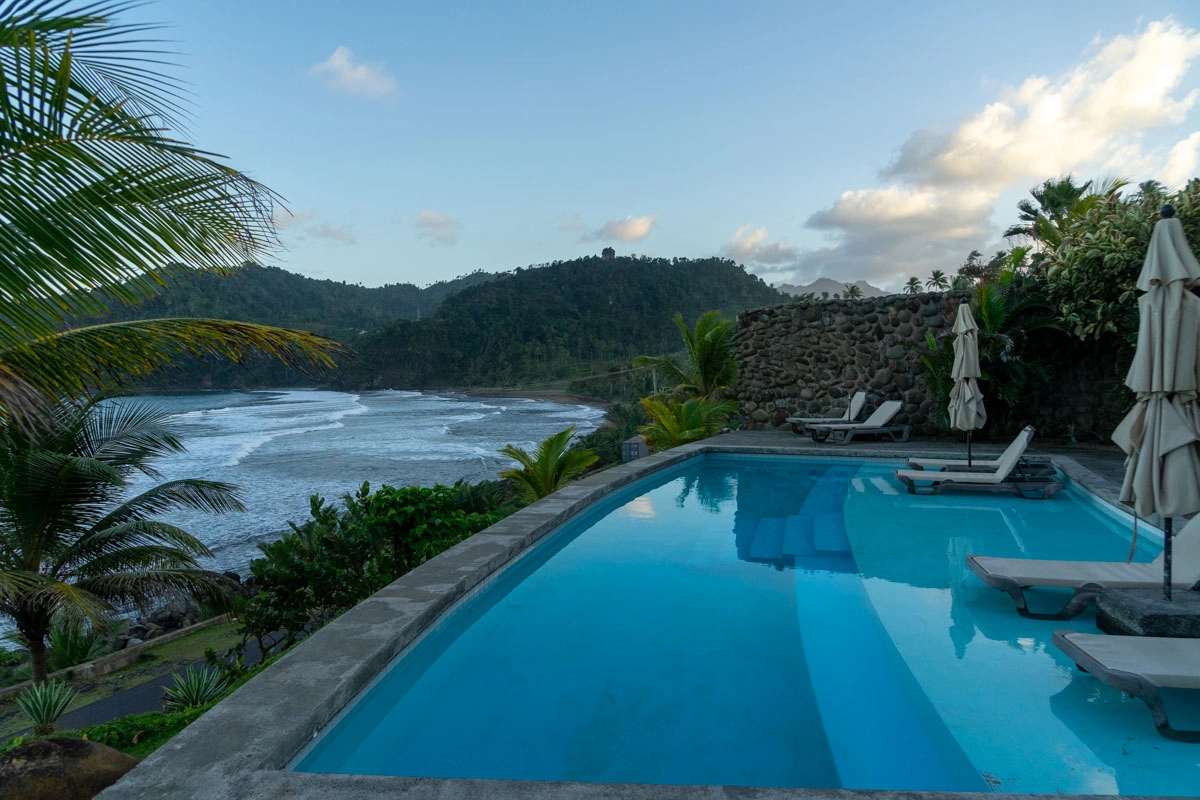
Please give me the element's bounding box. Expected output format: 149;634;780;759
721;225;800;264
415;211;461;246
1162;131;1200;187
582;215;657;242
787;17;1200;286
272;208;356;244
309;46;399;97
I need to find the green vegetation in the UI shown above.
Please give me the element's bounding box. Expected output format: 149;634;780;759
638;397;738;451
0;1;345;420
0;400;243;683
15;679;75;736
162;666;228;712
239;483;512;653
634;311;738;399
0;616;242;742
95;265;494;341
571;403;649;468
341;256;783;395
499;427;599;502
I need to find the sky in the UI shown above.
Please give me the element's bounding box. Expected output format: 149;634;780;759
134;1;1200;290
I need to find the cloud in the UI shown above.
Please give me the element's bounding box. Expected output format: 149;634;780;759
786;17;1200;286
556;215;588;234
272;209;356;244
721;225;800;264
578;215;657;243
1162;131;1200;187
309;46;399;97
415;211;461;246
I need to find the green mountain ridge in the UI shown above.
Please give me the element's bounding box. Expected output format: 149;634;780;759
92;256;786;396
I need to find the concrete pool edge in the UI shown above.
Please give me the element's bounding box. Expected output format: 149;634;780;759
98;435;1138;800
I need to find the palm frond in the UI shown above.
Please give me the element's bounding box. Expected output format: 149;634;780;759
1;318;347;401
91;479;243;529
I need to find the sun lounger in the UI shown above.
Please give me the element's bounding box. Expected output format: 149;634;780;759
786;391;867;434
894;431;1063;499
1053;630;1200;741
807;400;909;445
966;515;1200;619
905;426;1045;472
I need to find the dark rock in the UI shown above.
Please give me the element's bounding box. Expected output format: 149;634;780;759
0;737;137;800
1097;588;1200;637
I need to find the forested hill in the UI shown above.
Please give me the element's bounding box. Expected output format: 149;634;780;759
96;264;495;341
336;255;786;394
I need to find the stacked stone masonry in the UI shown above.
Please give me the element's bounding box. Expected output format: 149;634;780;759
735;292;1130;439
736;293;957;434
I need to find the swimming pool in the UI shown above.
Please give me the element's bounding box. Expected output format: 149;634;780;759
294;455;1199;795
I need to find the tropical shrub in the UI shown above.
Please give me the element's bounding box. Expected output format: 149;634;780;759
16;678;76;735
162;666;228;712
638;397;737;451
79;707;208;759
499;427;598;502
241;482;509;653
46;619;111;672
572;402;649;468
1043;180;1200;347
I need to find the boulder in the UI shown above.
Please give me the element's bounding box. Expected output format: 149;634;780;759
0;737;138;800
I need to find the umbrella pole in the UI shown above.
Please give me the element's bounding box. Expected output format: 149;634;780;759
967;431;973;468
1164;516;1174;602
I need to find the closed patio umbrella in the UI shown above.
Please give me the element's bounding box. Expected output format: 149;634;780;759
1111;206;1200;600
948;301;986;466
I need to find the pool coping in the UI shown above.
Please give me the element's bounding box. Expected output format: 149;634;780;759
98;436;1151;800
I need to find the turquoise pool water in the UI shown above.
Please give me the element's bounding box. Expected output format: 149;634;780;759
295;455;1200;794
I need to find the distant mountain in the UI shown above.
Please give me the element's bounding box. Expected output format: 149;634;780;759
775;278;888;298
338;255;788;394
95;264;496;342
88;257;786;397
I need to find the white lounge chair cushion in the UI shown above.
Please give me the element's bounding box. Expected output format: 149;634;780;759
812;400;901;432
1057;632;1200;690
908;426;1035;470
896;467;1009;485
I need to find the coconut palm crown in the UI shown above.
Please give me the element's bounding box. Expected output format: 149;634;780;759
499;427;598;502
633;310;736;399
0;1;345;418
0;399;243;683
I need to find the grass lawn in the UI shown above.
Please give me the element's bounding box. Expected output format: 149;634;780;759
0;621;243;741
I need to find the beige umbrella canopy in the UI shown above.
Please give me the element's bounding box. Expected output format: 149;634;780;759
948;302;986;465
1111;208;1200;600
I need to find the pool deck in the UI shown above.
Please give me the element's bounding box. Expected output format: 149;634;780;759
99;432;1148;800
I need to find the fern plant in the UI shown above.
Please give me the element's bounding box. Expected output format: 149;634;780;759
162;666;228;712
16;679;76;735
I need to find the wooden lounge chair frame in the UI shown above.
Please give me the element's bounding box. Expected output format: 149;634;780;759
1053;630;1200;742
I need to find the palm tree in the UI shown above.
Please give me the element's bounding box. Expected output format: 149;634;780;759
903;277;922;295
633;311;736;399
0;2;344;418
1003;174;1129;250
844;284;863;299
926;270;950;291
0;400;244;683
638;397;737;451
499;427;598;503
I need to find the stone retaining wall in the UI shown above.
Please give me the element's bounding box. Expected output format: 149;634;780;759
734;293;1131;439
735;293;957;434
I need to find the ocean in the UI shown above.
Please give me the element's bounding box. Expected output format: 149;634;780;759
118;389;606;575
